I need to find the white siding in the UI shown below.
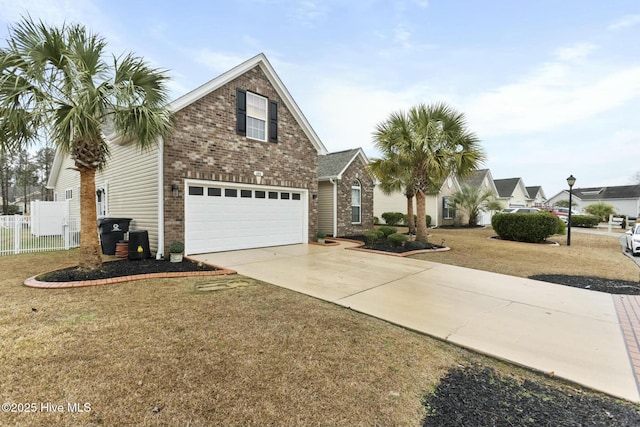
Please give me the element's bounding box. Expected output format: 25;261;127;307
96;143;160;251
373;186;405;219
53;155;81;218
50;142;160;252
318;181;334;235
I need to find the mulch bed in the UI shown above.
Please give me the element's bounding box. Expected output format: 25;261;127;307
342;235;445;253
529;275;640;295
422;364;640;426
36;258;217;282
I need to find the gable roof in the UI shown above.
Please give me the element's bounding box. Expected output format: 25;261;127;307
47;53;328;188
459;169;498;194
170;53;327;155
494;178;526;198
318;148;369;180
526;186;546;200
573;185;640;200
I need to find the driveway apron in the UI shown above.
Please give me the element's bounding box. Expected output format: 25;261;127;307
191;241;640;402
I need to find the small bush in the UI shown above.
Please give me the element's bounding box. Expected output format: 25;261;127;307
388;233;408;247
381;212;404;226
317;230;326;239
569;215;599;228
584;202;615;222
492;212;559;243
364;229;383;244
169;241;184;253
373;216;379;225
377;226;397;237
555;218;566;235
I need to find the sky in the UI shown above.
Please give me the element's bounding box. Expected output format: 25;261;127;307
1;0;639;198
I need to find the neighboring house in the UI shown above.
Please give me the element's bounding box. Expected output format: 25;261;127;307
317;148;373;237
457;169;500;225
427;175;461;227
48;53;328;256
373;175;462;228
525;186;547;208
374;169;502;227
494;178;531;208
547;185;640;218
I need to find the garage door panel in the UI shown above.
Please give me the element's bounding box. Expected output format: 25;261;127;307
185;183;306;254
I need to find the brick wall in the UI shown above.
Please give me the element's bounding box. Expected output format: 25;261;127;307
336;159;374;236
163;65;318;251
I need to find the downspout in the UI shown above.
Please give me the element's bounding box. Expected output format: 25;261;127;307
156;138;165;259
330;178;337;237
435;194;439;227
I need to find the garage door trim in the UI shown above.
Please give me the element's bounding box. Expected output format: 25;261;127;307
183;179;309;255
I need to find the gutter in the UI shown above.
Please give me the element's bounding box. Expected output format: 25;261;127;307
156;138;165;259
330;178;338;237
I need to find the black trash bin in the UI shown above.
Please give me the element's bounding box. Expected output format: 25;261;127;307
98;218;132;255
128;230;151;260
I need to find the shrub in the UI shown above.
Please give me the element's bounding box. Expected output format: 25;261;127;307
377;226;397;237
373;216;379;225
388;233;408;247
364;229;383;244
169;241;184;253
317;230;326;239
381;212;404;226
491;212;559;243
584;202;616;222
555;217;566;235
569;215;599;228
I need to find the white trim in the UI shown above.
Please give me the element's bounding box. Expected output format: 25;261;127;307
183;179;309;255
351;179;362;224
156;138;165;259
331;178;338;236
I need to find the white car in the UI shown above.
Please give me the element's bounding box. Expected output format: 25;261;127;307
501;208;540;214
625;224;640;256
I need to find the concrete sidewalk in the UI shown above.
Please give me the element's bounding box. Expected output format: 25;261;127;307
191;242;640;402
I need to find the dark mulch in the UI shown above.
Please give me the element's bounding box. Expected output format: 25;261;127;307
529;274;640;295
36;258;217;282
342;235;445;253
423;364;640;426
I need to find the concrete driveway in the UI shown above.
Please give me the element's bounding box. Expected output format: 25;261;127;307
191;241;640;402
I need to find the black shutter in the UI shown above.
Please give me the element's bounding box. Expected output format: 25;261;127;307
236;89;246;136
268;100;278;143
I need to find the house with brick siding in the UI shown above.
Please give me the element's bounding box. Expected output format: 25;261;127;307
317;148;373;237
48;53;328;257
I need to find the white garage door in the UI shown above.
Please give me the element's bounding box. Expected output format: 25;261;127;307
184;181;307;255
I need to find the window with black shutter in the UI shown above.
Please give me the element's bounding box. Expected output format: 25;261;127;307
236;89;246;136
236;89;278;143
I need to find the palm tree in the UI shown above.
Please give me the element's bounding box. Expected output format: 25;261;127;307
447;184;497;227
0;17;173;270
368;155;417;234
374;103;485;241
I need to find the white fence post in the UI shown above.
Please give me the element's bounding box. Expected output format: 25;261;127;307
13;215;21;254
63;218;70;250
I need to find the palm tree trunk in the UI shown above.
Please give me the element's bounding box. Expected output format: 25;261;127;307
406;193;416;234
78;167;102;270
415;190;428;242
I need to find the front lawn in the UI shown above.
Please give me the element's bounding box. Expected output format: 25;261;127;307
409;227;638;281
1;239;639;426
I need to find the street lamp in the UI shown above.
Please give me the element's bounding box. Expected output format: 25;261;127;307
566;174;576;246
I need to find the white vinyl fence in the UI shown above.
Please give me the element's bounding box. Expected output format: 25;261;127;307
0;215;81;256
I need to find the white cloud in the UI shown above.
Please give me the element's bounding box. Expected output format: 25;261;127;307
553;43;597;61
195;50;251;74
292;1;328;27
463;60;640;138
608;14;640;30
